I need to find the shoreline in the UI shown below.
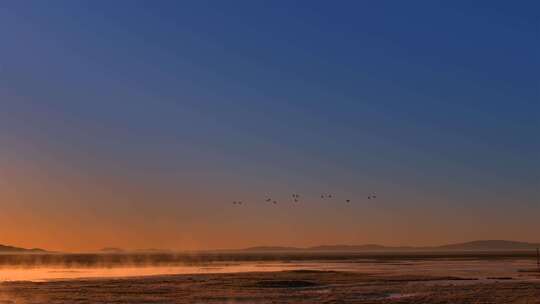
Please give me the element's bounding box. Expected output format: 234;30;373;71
1;270;540;303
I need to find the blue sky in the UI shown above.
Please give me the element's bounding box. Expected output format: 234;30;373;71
0;1;539;250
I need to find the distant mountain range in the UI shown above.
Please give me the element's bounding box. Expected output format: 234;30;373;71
99;247;173;254
243;240;540;252
2;240;539;254
0;244;47;253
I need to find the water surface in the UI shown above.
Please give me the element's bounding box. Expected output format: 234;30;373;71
1;253;539;282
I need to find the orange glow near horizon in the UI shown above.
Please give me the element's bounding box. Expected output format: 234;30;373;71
2;151;539;253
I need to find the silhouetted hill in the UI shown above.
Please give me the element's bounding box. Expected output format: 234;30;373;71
242;240;540;252
99;248;174;254
309;244;415;251
438;240;540;251
0;244;47;253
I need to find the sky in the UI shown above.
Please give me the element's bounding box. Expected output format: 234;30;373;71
0;1;538;252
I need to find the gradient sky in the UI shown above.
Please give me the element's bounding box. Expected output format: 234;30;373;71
1;1;539;252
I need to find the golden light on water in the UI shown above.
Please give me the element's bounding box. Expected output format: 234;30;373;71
0;258;537;282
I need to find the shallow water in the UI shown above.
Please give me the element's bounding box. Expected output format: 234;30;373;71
0;255;539;282
0;262;284;282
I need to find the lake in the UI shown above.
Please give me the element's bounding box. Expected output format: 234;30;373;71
0;252;539;282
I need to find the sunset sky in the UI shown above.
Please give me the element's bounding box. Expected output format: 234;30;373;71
1;1;538;252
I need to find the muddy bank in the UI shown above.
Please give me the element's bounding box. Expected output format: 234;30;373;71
1;270;539;303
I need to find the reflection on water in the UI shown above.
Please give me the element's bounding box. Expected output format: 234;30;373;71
0;262;284;282
0;255;539;282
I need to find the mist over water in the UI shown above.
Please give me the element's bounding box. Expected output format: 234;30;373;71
1;252;539;282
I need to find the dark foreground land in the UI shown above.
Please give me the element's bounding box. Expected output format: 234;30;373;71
1;270;540;304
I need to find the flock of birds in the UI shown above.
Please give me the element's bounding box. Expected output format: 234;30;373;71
232;192;377;205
